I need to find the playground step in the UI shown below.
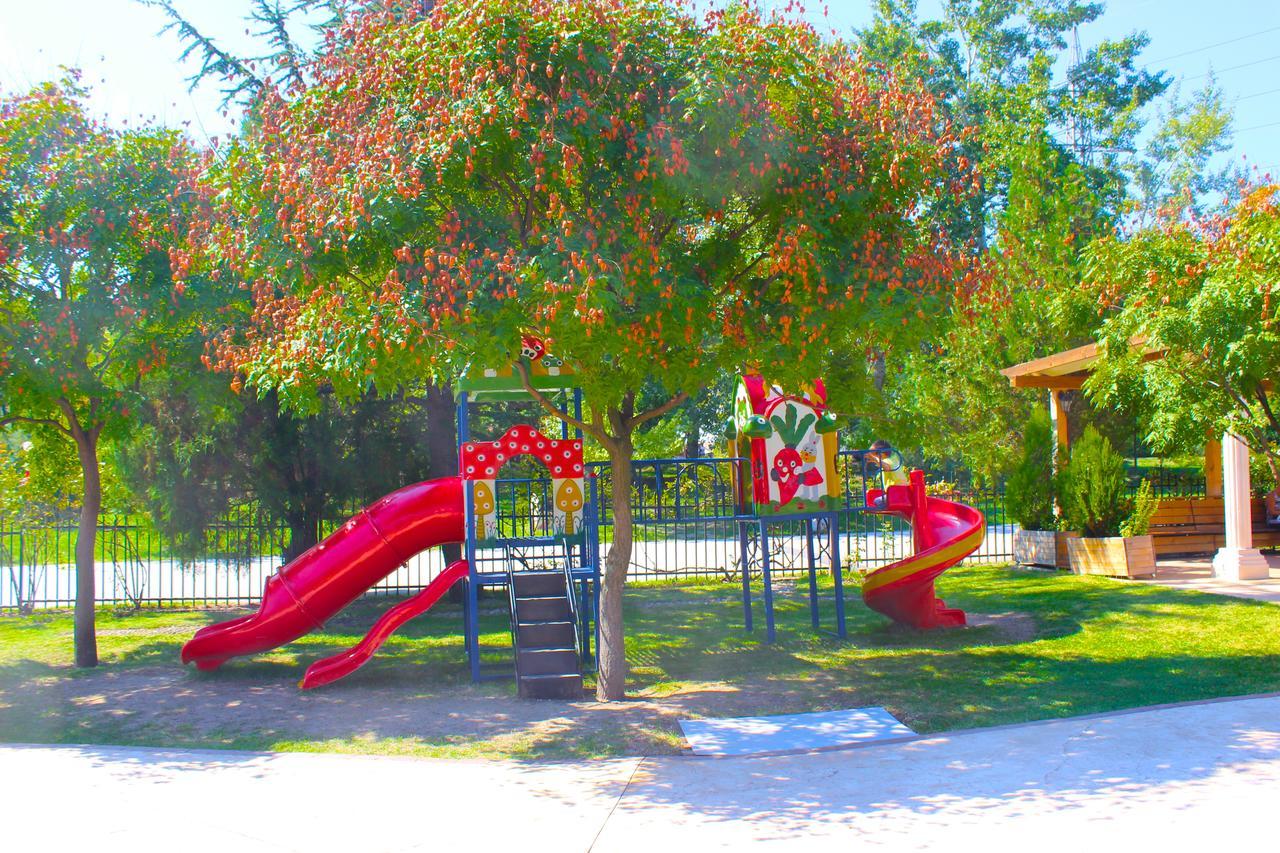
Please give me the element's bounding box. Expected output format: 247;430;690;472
517;620;576;649
511;571;568;598
518;672;584;700
517;647;579;676
514;596;572;622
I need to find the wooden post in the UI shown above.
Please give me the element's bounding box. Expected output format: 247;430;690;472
1212;433;1269;580
1204;438;1223;498
1049;390;1070;469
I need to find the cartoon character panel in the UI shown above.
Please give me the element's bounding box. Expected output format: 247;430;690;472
726;374;842;515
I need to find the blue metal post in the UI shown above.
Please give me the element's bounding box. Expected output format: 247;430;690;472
457;392;483;681
738;519;753;632
806;518;820;629
761;520;776;643
589;472;602;667
830;511;846;638
464;480;481;682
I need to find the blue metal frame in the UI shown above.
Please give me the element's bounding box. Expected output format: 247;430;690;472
452;395;894;678
457;387;600;683
737;510;845;643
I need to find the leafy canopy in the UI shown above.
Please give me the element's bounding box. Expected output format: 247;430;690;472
0;78;197;446
1085;184;1280;490
182;0;979;436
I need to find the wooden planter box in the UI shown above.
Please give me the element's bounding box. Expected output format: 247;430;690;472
1066;535;1157;579
1014;529;1080;569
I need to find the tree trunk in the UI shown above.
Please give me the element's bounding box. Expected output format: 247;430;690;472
683;412;703;459
424;382;464;600
282;510;321;563
72;428;101;668
597;435;634;701
424;382;462;562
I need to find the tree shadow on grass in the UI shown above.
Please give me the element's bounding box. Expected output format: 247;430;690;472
6;565;1280;761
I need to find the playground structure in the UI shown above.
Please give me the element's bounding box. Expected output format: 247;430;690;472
181;343;985;693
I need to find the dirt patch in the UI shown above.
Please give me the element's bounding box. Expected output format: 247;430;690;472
97;626;195;637
1;664;912;758
965;611;1037;643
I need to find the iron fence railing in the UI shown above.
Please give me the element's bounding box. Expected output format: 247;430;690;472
1;462;1015;611
1126;466;1207;498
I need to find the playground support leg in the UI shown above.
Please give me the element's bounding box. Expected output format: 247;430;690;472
830;513;846;639
738;520;753;633
761;522;776;643
464;577;481;682
806;518;819;630
578;578;593;664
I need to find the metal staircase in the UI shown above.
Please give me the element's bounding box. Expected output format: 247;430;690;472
509;568;584;699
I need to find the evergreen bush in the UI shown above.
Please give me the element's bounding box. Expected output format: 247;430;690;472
1006;407;1058;530
1060;426;1129;537
1120;479;1158;538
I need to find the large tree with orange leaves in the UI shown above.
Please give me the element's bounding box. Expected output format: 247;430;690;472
183;0;978;699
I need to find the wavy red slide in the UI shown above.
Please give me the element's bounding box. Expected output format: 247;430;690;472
299;559;470;689
863;469;984;629
181;476;466;675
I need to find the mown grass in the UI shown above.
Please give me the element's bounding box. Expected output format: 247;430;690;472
3;563;1280;759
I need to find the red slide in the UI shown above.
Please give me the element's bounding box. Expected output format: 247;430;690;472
299;559;470;689
863;469;984;629
181;476;466;682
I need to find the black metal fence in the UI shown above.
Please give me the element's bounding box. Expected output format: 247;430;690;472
592;456;1014;582
1;457;1014;612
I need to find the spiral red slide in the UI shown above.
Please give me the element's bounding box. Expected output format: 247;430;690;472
181;476;466;681
863;469;984;629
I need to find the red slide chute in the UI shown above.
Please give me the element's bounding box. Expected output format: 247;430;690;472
180;476;466;682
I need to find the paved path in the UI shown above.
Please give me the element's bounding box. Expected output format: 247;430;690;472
5;692;1280;851
1151;555;1280;603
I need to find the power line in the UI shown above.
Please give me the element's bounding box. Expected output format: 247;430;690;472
1182;53;1280;83
1234;119;1280;134
1143;25;1280;67
1237;86;1280;102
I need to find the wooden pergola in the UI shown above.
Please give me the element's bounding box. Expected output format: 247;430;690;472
1002;343;1267;580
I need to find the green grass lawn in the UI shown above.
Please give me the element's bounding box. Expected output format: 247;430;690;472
3;563;1280;759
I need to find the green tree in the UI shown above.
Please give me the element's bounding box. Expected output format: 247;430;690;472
182;0;979;699
117;380;445;560
132;0;466;568
859;0;1166;474
1059;425;1127;536
1085;184;1280;491
1005;407;1057;529
0;79;197;666
1125;77;1242;227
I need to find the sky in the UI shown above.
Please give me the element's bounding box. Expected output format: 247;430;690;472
1;0;1278;175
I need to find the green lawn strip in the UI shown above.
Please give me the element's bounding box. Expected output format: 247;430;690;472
3;564;1280;759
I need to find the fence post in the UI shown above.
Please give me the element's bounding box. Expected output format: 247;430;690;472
17;529;25;614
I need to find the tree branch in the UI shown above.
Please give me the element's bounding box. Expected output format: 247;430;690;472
0;413;73;439
1255;385;1280;437
512;359;608;444
629;390;689;429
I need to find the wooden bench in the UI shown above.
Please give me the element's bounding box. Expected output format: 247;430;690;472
1148;497;1280;556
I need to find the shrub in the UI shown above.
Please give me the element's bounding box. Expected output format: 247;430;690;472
1060;426;1129;537
1120;479;1157;537
1006;408;1057;530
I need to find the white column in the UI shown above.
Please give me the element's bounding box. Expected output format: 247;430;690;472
1212;433;1269;580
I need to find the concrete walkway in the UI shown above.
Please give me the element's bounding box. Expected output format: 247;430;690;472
5;692;1280;851
1151;554;1280;603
